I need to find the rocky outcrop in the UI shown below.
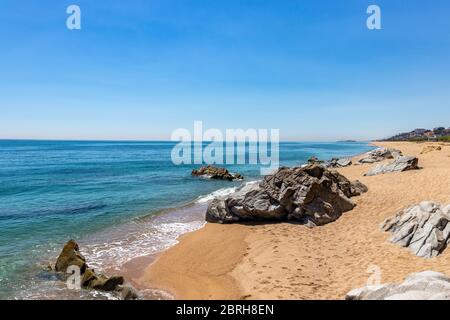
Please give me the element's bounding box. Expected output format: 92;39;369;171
346;271;450;300
420;145;442;154
307;156;323;165
324;158;352;168
55;239;87;273
364;156;419;176
358;148;402;164
381;202;450;258
192;165;243;181
55;240;140;299
206;165;367;227
307;156;352;168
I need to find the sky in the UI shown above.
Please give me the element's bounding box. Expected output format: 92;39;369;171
0;0;449;141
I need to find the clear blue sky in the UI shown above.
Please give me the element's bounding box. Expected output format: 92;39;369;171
1;0;449;141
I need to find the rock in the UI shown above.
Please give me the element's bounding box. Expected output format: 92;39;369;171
323;158;352;168
117;284;140;300
98;276;125;291
381;202;450;258
346;271;450;300
192;165;243;181
364;156;419;176
307;156;323;164
54;240;138;299
206;164;367;226
336;158;352;167
420;145;442;154
349;180;369;197
81;268;98;287
358;148;403;164
55;239;87;273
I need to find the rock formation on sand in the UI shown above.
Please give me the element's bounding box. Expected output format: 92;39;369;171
307;156;352;168
357;147;402;164
54;240;139;299
346;271;450;300
381;202;450;258
206;164;367;227
364;156;419;176
192;165;243;181
420;145;442;154
324;158;352;168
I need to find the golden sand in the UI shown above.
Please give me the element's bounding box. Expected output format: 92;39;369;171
135;142;450;300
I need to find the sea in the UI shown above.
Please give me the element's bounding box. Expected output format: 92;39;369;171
0;140;374;299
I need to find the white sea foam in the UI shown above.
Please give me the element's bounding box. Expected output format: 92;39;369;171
195;180;260;204
195;187;238;203
82;220;205;272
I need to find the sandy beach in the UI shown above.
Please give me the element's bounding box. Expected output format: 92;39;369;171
134;141;450;300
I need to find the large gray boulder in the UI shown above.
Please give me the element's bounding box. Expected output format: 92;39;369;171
206;165;367;227
346;271;450;300
358;148;402;164
364;156;419;176
381;202;450;258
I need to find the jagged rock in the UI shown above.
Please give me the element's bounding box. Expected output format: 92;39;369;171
381;202;450;258
117;284;140;300
358;148;402;164
307;156;323;164
349;180;369;196
323;158;352;168
206;165;367;226
307;156;352;168
81;267;98;287
336;158;352;167
55;240;138;299
192;165;243;181
420;145;442;154
364;156;419;176
92;275;124;291
346;271;450;300
55;239;87;273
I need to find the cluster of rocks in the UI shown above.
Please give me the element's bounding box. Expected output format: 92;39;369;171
206;164;367;227
357;148;403;164
364;156;419;176
307;156;352;168
192;165;243;181
420;145;442;154
381;202;450;258
346;271;450;300
54;240;139;300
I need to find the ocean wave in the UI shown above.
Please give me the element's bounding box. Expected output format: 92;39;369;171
195;180;260;204
80;218;206;273
195;187;238;203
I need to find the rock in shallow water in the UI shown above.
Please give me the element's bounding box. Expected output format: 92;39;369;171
192;165;243;181
55;239;87;273
364;156;419;176
206;164;367;226
381;202;450;258
55;240;140;299
346;271;450;300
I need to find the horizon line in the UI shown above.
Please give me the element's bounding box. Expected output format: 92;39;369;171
0;138;375;143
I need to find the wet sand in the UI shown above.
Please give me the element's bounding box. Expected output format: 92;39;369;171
136;141;450;299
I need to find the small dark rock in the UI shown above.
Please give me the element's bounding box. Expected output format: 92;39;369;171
192;165;243;181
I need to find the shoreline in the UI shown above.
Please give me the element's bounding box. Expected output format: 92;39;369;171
135;141;450;299
128;142;377;299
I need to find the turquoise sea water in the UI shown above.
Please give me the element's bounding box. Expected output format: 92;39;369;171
0;140;374;299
